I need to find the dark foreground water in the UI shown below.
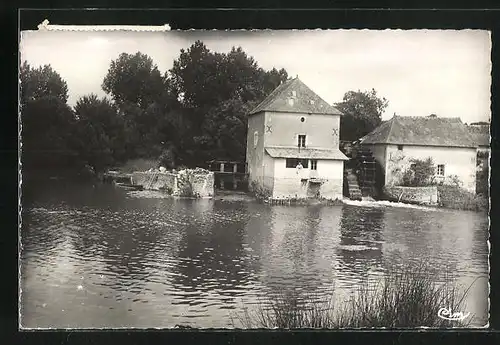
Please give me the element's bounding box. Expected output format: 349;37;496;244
20;183;489;328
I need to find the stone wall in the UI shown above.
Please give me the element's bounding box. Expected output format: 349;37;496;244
177;169;215;198
271;177;343;201
132;171;177;192
384;185;438;206
131;168;214;198
272;177;308;200
319;178;344;201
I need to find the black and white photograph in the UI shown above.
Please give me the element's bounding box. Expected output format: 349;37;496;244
19;24;491;329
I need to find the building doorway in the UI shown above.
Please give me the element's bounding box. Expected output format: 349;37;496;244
307;181;321;198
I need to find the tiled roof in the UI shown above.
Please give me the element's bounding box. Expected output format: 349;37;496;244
265;147;349;160
467;125;490;148
249;77;342;116
359;115;477;148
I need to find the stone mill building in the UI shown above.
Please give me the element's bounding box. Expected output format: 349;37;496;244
246;77;349;201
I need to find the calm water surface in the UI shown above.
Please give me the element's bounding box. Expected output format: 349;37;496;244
20;183;489;328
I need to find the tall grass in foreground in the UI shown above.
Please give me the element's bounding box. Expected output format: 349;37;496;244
235;263;475;329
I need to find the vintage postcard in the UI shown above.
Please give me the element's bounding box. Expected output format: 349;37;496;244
19;23;491;329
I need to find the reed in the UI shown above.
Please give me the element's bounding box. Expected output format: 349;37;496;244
234;262;475;329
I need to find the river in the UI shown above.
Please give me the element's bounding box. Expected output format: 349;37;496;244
20;183;489;328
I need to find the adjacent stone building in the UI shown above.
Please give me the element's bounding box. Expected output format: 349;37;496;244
246;77;348;201
359;114;478;194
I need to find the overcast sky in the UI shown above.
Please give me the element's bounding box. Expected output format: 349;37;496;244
20;29;491;123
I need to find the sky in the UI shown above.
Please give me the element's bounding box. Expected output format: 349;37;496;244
20;29;491;123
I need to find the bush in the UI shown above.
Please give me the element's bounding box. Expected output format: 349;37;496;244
250;180;272;200
157;146;176;170
437;185;488;213
401;157;435;187
235;261;474;329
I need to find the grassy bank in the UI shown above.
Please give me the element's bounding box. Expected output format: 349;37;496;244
235;263;474;328
437;185;489;213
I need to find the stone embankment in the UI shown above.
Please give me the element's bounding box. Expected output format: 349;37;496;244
131;168;214;198
383;185;438;206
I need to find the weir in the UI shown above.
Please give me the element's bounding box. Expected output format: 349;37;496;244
207;160;249;191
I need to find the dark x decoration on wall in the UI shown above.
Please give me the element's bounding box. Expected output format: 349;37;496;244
332;128;339;136
266;125;273;133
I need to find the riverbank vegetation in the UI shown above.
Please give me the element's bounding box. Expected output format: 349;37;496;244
114;158;158;173
21;41;389;185
383;155;489;213
437;185;489;213
21;43;289;182
234;262;474;328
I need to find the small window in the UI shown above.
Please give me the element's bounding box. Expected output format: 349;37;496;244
397;145;403;151
300;117;305;122
310;160;318;170
298;135;306;148
253;131;259;148
286;158;295;168
437;164;445;176
286;158;308;169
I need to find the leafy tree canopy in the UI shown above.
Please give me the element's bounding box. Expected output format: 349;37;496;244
102;52;166;109
73;94;128;172
335;89;388;142
22;96;81;173
168;41;288;163
20;61;69;105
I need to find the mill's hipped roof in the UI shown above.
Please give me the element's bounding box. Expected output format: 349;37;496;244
265;147;349;160
359;115;477;148
249;77;342;116
467;124;491;148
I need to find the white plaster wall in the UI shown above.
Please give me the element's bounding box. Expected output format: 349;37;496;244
317;160;344;200
264;111;341;149
262;154;275;191
385;144;477;193
366;144;387;171
246;113;266;190
272;158;344;200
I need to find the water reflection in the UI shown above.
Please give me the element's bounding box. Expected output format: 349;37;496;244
260;206;341;300
171;201;251;294
337;206;384;285
20;183;489;328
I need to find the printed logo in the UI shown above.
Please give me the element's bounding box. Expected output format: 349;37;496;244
437;307;470;321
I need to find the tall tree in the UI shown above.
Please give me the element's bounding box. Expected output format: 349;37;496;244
102;52;166;109
20;62;82;177
22;96;81;174
20;61;69;106
73;94;127;173
168;42;288;163
169;41;225;110
335;89;389;142
102;52;180;158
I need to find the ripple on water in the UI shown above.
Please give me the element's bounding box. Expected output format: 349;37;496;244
20;188;489;329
